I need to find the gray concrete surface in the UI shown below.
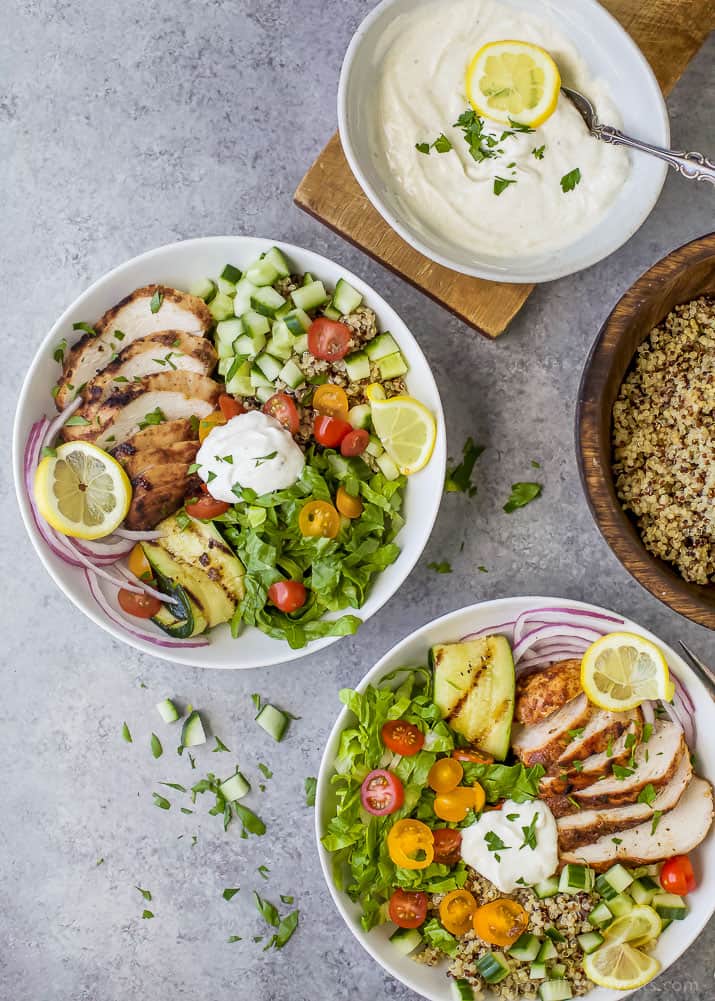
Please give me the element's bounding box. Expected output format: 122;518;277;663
2;2;713;999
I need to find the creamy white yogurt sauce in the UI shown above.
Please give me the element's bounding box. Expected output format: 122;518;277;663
460;798;558;892
196;410;305;501
376;0;630;258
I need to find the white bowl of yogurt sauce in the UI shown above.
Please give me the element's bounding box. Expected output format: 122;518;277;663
338;0;669;283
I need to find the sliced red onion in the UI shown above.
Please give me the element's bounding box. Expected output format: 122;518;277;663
24;419;84;567
461;620;516;642
84;570;208;649
672;673;695;714
42;396;83;448
641;701;656;726
513;623;603;661
115;565;181;606
114;528;165;541
73;536;136;563
513;607;624;646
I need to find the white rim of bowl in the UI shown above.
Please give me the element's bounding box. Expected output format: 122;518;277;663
12;235;447;669
337;0;670;283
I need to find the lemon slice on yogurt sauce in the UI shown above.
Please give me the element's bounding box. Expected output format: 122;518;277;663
466;40;561;127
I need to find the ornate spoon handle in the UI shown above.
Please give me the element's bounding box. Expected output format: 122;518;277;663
593;124;715;184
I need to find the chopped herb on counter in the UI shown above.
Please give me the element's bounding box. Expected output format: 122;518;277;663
503;482;542;513
150;733;163;759
121;722;132;743
304;776;317;807
223;888;240;901
428;560;452;574
445;437;484;496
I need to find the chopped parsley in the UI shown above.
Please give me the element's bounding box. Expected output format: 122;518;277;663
234;803;266;838
150;733;163;758
625;732;637;750
612;764;635;780
257;865;270;880
280;894;294;906
427;560;452;574
637;783;657;806
415;133;452;155
415;142;430;154
64;414;91;427
485;831;510;853
508;118;535;133
532;145;546;160
612;837;622;845
149;289;164;313
566;796;581;810
159;782;187;792
478;565;488;573
453;109;499;163
642;723;654;743
53;338;67;363
138;407;166;430
506;813;519;821
136;886;152;901
572;760;583;772
121;722;132;743
304;776;317;807
254;451;277;467
493;176;516;196
258;763;273;780
222;888;240;900
72;321;97;335
212;736;230;753
503;482;542;513
188;462;200;474
41;446;57;460
606;737;614;757
560;168;582;193
152;792;171;810
227;935;242;943
254;892;280;927
651;810;663;835
445;437;484;496
141;909;154;919
568;728;585;742
175;510;191;531
520;815;538;851
114;329;125;341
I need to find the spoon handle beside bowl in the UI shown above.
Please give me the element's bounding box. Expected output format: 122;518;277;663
593;125;715;184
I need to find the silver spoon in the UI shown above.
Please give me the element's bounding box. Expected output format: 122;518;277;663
561;85;715;184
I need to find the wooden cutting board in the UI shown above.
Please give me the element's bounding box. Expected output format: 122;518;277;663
294;0;714;337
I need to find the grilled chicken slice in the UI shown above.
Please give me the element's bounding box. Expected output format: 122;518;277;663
81;332;217;407
515;659;583;725
60;371;220;449
557;708;641;766
557;749;692;851
124;462;202;530
540;722;641;796
560;776;713;869
117;441;200;481
112;418;197;457
511;693;591;767
56;286;212;409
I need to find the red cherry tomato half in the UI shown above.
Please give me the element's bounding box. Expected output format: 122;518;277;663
262;392;300;434
340;428;370;457
185;496;231;519
388;889;428;929
432;827;463;865
660;855;696;895
267;580;307;613
313;414;352;448
360;769;404;816
219;393;245;421
307;318;352;361
118;588;162;619
381;719;425;757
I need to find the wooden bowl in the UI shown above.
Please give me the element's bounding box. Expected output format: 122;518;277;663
577;232;715;630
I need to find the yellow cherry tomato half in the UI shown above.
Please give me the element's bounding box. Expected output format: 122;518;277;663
336;485;363;519
298;500;341;538
387;819;435;870
439;889;478;937
127;543;153;582
428;757;464;794
433;786;475;823
473;899;529;947
198;410;226;443
472;782;486;813
312;383;349;420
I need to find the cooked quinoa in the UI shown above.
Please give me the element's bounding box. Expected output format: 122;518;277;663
417;873;595;999
612;296;715;585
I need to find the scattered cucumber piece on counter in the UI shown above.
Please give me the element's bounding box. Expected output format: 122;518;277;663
291;280;329;311
476;951;510;984
389;927;422;956
347;403;371;430
577;932;604;955
255;704;290;742
530;962;548;980
219;770;250;802
344;350;371;383
263;246;291;278
596;864;633;898
365;332;400;361
189;277;216;302
630;875;660;905
538;980;572;1001
452;979;475;1000
378;352;408;380
558;864;594;895
332;278;363;315
652;893;687;920
587;902;614;928
181;710;207;748
156;698;180;724
375;452;401;481
534;876;560;899
606;893;633;918
508;933;541;962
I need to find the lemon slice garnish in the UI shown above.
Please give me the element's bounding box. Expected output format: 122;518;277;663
466;40;561;128
580;632;674;711
604;905;662;948
369;394;437;475
34;441;132;540
583;941;660;991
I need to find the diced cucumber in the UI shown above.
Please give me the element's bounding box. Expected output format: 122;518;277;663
221;263;242;284
559;864;594;895
283;307;311;336
322;304;341;321
291;280;329;312
302;272;314;285
475;952;510;985
577;932;603;955
279;359;305;390
255;385;274;404
251;286;286;317
255;703;290;742
217;339;236;360
263;246;291;278
348;404;371;430
530;963;548;980
219;770;250;802
660;918;672;933
344;350;371;382
264;336;293;363
587;902;613;928
293;333;308;354
539;981;572;1001
181;710;206;747
226;359;253;397
537;940;557;963
630;876;660;906
652;893;688;920
242;310;271;338
550;964;566;979
216;276;237;297
378;351;408;380
270;320;296;357
597;864;634;898
631;865;659;879
451;980;475;1001
255;353;283;382
365;332;400;361
606;894;633;918
544;927;565;943
156;698;179;724
508;933;541;962
376;452;400;481
250;365;274;389
389;927;422;957
217;357;233;377
534;876;560;899
234;278;258;316
234;332;265;358
189;277;216;303
366;434;384;457
245;258;279;287
209;292;235;323
216;318;244;346
332;277;363;315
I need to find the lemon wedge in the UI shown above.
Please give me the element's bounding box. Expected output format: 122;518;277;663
466;40;561;128
34;441;132;540
604;905;662;948
581;632;674;711
368;393;437;475
583;941;660;991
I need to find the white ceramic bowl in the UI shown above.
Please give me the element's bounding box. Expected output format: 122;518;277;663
338;0;669;283
316;597;714;1001
12;236;446;669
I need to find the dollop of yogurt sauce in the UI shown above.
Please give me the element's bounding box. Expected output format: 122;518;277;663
376;0;630;258
460;798;558;893
196;410;305;501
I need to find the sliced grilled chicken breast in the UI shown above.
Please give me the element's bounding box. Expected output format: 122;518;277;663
60;371;220;449
557;749;693;850
112;418;197;457
540;722;640;796
81;331;217;407
117;441;200;481
560;776;713;869
511;693;591;767
515;659;583;725
124;463;202;530
56;286;212;409
558;708;641;766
